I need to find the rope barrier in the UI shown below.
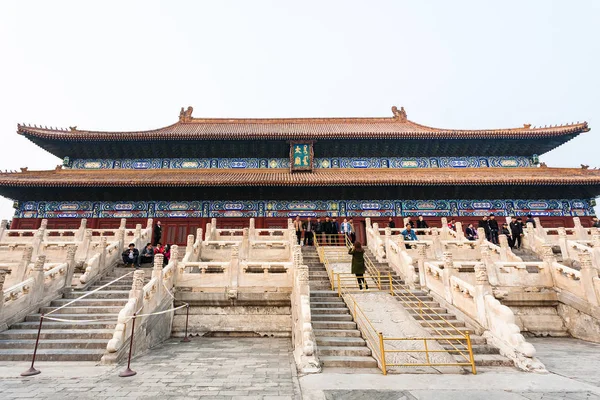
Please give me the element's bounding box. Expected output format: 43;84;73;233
45;271;135;316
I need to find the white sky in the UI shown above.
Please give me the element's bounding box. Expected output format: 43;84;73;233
0;0;599;221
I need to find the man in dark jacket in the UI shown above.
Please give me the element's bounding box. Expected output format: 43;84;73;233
323;217;333;244
331;218;340;245
488;214;499;244
153;221;162;246
525;214;536;228
140;243;155;267
592;217;600;228
122;243;139;267
303;217;314;246
315;217;324;245
416;215;429;229
509;217;524;249
388;217;396;229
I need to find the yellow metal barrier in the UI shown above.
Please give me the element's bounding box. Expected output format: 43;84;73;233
315;237;477;375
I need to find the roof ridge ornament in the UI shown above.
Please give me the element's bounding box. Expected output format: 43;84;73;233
179;106;194;123
391;106;407;122
69;126;77;131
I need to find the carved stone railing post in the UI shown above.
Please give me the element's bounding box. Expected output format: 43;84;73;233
99;236;108;271
76;218;88;241
429;227;441;258
384;227;392;250
135;223;142;242
63;245;78;293
31;229;44;261
416;243;428;287
18;246;34;282
152;254;164;298
540;244;555;270
455;222;464;241
249;218;256;241
498;234;510;261
211;218;217;240
185;234;194;259
441;251;455;303
365;217;372;229
77;229;93;261
534;217;544;238
169;245;180;285
441;217;449;239
205;222;212;241
474;256;492;326
557;227;570;262
228;246;240;298
0;219;7;242
117;218;127;249
524;222;536;251
480;245;499;286
119;218;127;230
476;227;486;245
578;252;599;306
130;269;145;309
146;218;153;231
573;217;587;240
0;270;6;314
32;255;46;305
241;228;249;261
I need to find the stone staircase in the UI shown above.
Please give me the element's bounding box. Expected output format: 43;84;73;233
302;247;378;369
0;267;142;361
360;249;513;368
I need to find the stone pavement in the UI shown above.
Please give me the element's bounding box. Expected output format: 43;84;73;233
0;337;301;399
1;336;600;399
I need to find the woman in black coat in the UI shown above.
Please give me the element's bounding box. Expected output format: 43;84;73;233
349;241;368;290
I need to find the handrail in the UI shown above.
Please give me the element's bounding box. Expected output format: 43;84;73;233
317;241;476;374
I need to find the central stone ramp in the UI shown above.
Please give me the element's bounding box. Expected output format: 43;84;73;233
302;247;378;369
0;267;141;361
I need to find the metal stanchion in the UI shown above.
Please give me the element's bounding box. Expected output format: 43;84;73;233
21;314;44;377
181;304;191;343
119;313;137;377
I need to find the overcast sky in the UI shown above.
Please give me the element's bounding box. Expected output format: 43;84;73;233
0;0;599;221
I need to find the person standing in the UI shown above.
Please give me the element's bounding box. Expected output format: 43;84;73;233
303;217;314;246
349;241;368;290
153;221;162;246
447;218;457;231
488;214;499;245
525;214;537;228
501;223;511;246
388;217;396;229
510;217;524;249
293;216;303;245
592;216;600;228
406;216;415;228
416;215;429;229
315;217;324;245
331;218;340;245
340;218;351;244
348;218;356;244
478;215;491;241
323;217;333;244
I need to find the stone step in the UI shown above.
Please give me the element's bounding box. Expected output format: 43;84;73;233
424;326;472;334
50;299;129;307
64;291;130;299
409;313;457;321
406;307;448;315
316;336;367;347
0;329;114;340
395;300;440;308
311;301;347;309
418;320;465;328
312;314;354;322
40;306;125;315
313;329;361;338
312;321;357;330
310;291;338;297
319;355;378;368
310;308;350;315
88;285;133;291
0;339;108;350
441;343;500;355
0;348;106;362
26;313;119;322
10;321;117;330
462;354;514;367
310;296;344;303
318;346;372;357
